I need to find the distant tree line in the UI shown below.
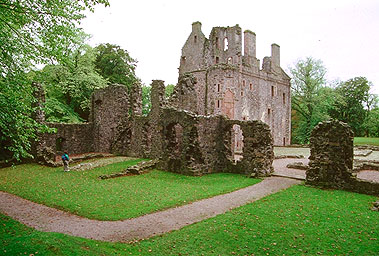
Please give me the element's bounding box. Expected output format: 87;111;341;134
290;57;379;144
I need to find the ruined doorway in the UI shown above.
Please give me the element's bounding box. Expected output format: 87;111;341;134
222;89;235;119
231;124;244;163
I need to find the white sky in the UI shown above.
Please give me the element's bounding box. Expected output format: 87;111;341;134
81;0;379;94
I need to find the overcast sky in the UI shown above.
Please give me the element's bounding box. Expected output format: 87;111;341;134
81;0;379;94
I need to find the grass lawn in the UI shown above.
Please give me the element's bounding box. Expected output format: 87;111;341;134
1;185;378;255
354;137;379;146
0;159;260;220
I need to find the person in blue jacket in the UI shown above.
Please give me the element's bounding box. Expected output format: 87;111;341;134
61;151;70;172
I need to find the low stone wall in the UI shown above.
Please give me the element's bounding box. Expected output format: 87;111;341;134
306;120;379;196
43;123;94;156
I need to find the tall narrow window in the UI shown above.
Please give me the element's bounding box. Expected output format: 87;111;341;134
224;37;229;51
241;91;244;96
283;137;286;146
242;80;245;86
194;35;197;43
268;108;271;119
217;84;220;92
249;83;252;90
283;93;286;104
216;57;219;64
217;100;221;108
271;86;274;97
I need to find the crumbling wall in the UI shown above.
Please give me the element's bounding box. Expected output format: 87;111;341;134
42;123;93;156
91;84;129;153
306;120;379;195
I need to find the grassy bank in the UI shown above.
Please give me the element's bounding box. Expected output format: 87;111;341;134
354;137;379;146
0;159;260;220
1;185;378;255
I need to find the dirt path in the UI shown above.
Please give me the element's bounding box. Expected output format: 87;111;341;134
0;177;300;242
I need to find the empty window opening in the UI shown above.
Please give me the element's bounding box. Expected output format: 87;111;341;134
194;35;197;43
217;100;221;108
249;83;252;90
283;137;286;146
283;93;286;104
271;86;275;97
215;57;219;64
217;84;221;92
268;108;271;119
242;80;245;86
224;37;229;51
241;91;244;96
231;124;244;163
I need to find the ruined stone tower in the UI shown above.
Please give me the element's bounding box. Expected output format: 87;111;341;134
175;22;291;146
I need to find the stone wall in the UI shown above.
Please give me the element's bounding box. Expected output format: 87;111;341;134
306;120;379;195
37;82;274;177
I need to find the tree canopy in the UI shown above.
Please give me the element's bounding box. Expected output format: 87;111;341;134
94;43;138;88
0;0;109;160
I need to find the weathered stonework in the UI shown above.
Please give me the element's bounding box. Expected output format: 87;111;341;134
176;22;291;146
306;120;379;195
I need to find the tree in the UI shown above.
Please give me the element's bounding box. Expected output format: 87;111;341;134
0;0;109;75
142;85;151;116
39;45;108;120
0;0;109;160
289;57;327;143
329;77;372;136
94;43;138;88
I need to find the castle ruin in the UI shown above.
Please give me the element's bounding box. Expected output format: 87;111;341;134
171;22;291;146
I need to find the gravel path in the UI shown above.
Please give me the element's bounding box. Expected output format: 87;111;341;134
0;177;300;242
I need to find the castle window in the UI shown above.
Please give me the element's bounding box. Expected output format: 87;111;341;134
243;116;247;121
249;83;252;90
216;57;219;64
271;86;275;97
268;108;271;119
217;84;221;92
241;91;244;96
194;35;197;43
283;137;286;146
242;80;245;86
217;100;221;108
283;93;286;104
224;37;229;51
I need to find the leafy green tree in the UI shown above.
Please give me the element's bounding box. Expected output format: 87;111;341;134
94;43;138;88
289;57;328;143
329;77;372;136
142;85;151;116
39;45;108;120
0;0;109;160
165;84;175;99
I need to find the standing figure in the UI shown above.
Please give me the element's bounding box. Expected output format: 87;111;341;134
62;151;70;172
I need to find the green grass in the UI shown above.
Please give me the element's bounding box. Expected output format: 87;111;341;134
1;185;378;255
0;159;260;220
354;137;379;146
